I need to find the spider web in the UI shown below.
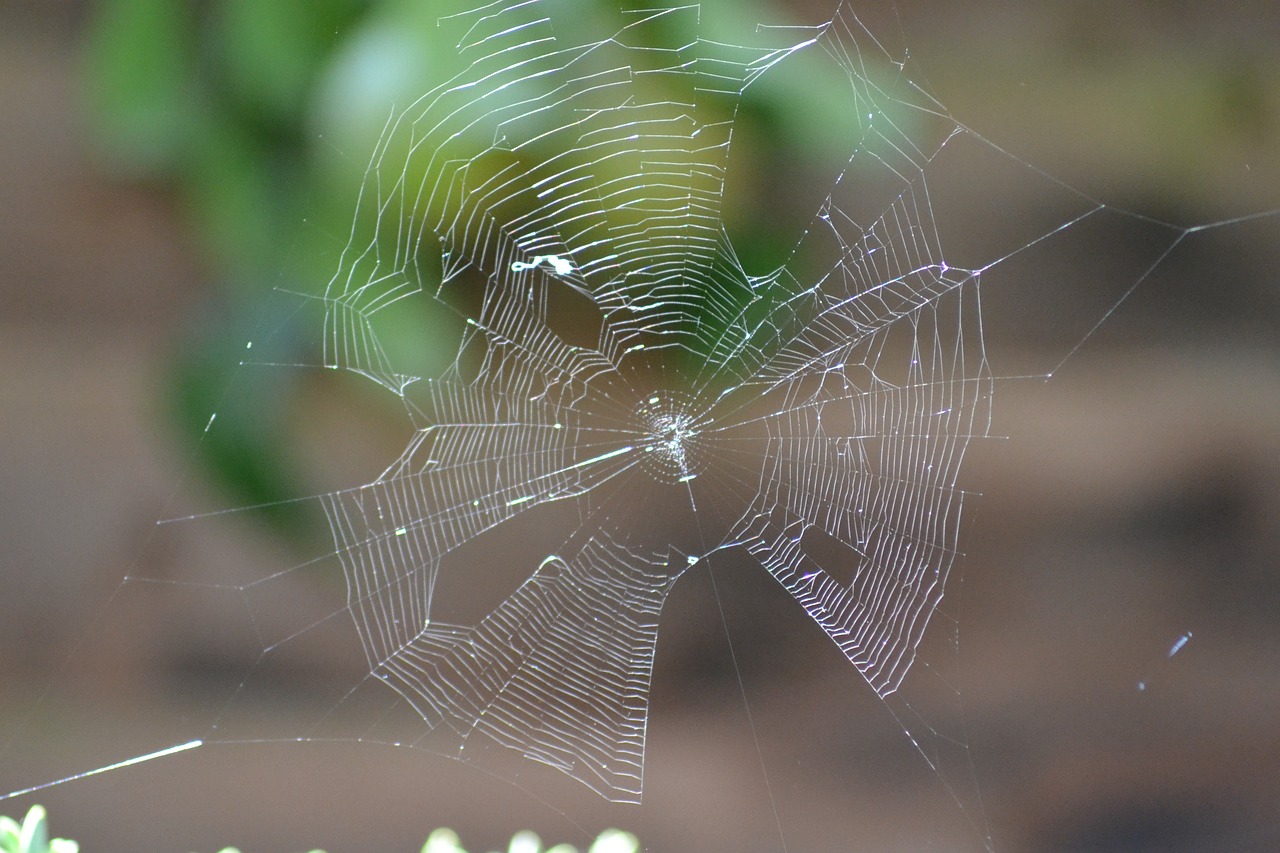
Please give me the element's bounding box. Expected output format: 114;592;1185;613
312;0;989;806
11;2;1277;851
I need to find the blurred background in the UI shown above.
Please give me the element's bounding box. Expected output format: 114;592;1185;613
1;0;1278;851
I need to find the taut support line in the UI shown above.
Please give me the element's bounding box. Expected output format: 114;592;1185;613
2;739;203;800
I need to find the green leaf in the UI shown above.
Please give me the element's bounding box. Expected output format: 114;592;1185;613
421;827;465;853
214;0;366;124
0;814;21;853
587;830;639;853
19;806;47;853
181;110;280;274
83;0;199;175
507;831;541;853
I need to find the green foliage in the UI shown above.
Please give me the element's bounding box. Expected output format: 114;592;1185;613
83;0;372;533
210;827;639;853
417;827;640;853
80;0;850;541
1;806;637;853
0;806;79;853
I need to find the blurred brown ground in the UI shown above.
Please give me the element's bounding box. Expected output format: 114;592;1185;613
2;1;1279;852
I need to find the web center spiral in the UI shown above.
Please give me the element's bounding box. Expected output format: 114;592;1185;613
634;392;705;485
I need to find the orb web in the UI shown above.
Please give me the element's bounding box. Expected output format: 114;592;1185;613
312;0;990;804
3;4;1278;853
